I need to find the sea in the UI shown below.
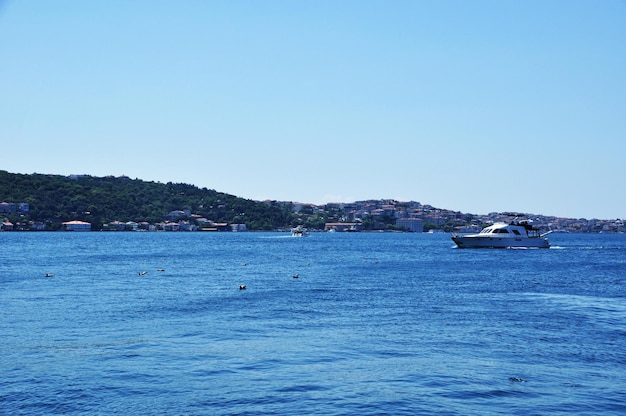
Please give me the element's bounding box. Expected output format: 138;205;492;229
1;231;625;415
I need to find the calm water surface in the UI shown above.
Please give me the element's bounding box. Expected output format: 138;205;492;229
1;232;625;415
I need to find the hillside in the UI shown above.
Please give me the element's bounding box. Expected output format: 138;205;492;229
3;171;621;233
0;171;292;230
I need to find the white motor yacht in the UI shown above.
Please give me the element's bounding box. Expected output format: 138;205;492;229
291;226;310;237
451;218;551;248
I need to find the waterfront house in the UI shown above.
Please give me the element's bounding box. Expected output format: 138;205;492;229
162;222;180;231
324;222;362;232
231;224;247;232
1;221;14;231
63;220;91;231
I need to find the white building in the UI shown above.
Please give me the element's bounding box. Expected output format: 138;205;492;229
396;218;424;233
231;224;247;232
63;220;91;231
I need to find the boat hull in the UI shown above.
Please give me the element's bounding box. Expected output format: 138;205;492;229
451;235;550;249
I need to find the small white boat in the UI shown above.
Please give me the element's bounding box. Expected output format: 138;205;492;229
451;218;551;248
291;226;310;237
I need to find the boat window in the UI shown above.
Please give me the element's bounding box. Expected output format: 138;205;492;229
498;229;509;233
512;230;521;235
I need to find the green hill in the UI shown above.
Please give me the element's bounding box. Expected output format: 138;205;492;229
0;170;292;230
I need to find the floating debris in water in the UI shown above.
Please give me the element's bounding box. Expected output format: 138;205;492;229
509;377;526;383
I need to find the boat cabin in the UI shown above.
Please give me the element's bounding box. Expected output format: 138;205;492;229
480;226;523;235
479;221;542;238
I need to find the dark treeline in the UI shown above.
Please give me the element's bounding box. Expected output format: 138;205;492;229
0;171;294;230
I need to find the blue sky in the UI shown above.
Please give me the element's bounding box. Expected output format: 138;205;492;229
1;1;624;219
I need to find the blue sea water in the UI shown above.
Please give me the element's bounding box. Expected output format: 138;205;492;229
1;231;625;415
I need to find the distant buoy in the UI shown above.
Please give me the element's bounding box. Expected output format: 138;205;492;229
239;285;247;290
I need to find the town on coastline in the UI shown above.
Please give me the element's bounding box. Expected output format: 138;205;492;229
1;200;623;233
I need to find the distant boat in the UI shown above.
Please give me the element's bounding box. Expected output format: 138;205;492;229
291;226;310;237
451;218;551;248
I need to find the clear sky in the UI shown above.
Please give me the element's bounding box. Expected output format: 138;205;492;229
1;1;624;219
